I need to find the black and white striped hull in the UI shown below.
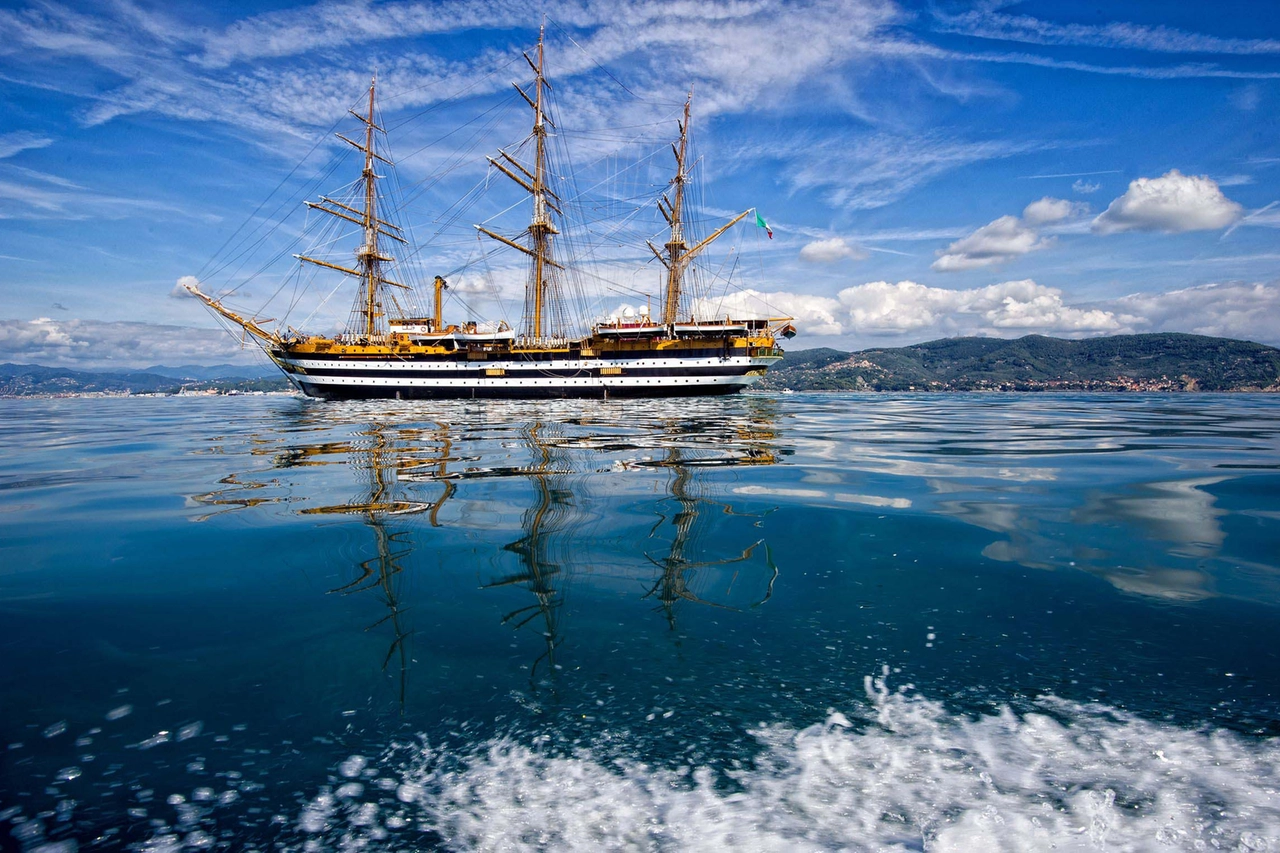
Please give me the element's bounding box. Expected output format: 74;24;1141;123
272;352;775;400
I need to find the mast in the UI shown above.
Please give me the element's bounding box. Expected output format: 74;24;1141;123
477;27;561;341
432;276;447;331
297;74;407;340
661;95;692;326
650;92;752;326
360;79;380;338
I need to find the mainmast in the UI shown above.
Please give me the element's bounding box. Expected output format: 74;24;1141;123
649;92;751;326
297;74;408;340
477;27;563;341
660;96;692;326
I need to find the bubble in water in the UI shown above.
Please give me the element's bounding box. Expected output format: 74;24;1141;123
11;818;43;841
42;721;66;739
105;705;133;721
176;722;203;742
30;841;76;853
338;755;368;778
298;793;335;834
136;731;171;750
335;783;364;799
396;783;424;803
350;802;379;827
184;830;214;849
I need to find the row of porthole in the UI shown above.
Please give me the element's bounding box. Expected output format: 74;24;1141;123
290;358;745;370
315;375;740;385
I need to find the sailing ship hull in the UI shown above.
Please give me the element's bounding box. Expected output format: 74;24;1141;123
272;350;777;400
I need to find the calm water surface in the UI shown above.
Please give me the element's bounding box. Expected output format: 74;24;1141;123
2;393;1279;851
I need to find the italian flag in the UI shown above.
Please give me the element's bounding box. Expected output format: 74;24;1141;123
754;209;773;239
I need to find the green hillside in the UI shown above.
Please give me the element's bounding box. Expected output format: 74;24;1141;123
758;334;1280;392
0;363;291;396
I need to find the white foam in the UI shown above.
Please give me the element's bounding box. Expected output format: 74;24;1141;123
131;676;1280;851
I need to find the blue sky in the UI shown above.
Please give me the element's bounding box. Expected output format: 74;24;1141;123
1;0;1277;367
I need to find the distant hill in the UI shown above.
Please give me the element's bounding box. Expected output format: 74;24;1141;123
758;333;1280;392
142;363;280;381
0;363;291;397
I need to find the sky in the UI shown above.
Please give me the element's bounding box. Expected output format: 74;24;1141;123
0;0;1278;368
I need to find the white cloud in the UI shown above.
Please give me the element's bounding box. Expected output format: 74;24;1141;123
1022;196;1087;225
697;279;1124;340
170;275;200;298
932;197;1085;272
932;216;1044;271
0;317;258;367
1072;178;1101;194
799;237;867;263
0;131;54;159
1092;170;1244;234
712;279;1280;348
1107;281;1280;343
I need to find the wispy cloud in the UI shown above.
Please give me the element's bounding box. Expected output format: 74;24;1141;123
775;133;1057;210
0;131;54;159
933;10;1280;56
0;165;219;222
1022;170;1121;180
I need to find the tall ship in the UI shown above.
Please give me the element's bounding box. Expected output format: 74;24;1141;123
187;31;794;400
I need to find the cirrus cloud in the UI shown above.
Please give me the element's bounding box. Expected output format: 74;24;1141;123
1092;170;1243;234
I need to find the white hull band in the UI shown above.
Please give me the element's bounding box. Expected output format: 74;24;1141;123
273;354;775;400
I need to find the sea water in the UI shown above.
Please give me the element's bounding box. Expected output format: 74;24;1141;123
1;393;1279;851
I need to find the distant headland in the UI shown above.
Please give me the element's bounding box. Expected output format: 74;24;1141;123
757;333;1280;393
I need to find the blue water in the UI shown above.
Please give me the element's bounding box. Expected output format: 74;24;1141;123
2;393;1280;851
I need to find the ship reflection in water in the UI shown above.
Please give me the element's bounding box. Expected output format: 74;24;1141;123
193;397;785;706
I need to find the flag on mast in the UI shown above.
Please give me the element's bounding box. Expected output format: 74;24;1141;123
754;209;773;239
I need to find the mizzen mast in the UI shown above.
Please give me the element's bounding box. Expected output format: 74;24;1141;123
477;26;563;341
650;92;751;326
298;74;408;340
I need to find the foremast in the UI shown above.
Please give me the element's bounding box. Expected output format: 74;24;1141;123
649;92;751;326
477;26;564;341
299;74;408;341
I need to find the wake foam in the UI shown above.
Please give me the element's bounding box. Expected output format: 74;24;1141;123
113;672;1280;850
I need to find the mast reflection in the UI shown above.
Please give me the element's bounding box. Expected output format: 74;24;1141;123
197;398;784;698
484;422;570;681
643;426;779;630
283;419;456;710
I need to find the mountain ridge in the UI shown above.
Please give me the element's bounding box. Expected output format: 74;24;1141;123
758;333;1280;392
